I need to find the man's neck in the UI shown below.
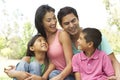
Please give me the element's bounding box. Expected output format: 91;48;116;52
71;28;81;43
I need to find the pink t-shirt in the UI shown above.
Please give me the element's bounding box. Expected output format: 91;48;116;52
47;30;66;70
72;49;114;80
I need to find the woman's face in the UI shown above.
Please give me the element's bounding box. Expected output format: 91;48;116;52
31;36;48;52
43;11;57;33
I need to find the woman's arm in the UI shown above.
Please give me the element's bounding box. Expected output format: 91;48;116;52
50;31;73;80
42;62;55;79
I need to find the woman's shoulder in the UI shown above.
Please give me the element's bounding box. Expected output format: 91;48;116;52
58;30;71;44
59;30;69;36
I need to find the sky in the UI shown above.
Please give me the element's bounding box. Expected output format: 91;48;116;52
0;0;109;30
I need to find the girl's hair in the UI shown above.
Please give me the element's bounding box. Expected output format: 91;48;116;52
26;33;42;57
26;33;49;73
82;28;102;48
35;4;55;39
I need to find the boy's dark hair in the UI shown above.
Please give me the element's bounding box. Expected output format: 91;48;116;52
35;4;55;39
57;6;79;26
82;28;102;48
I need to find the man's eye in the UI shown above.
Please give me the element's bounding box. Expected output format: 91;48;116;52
71;18;76;23
64;22;69;25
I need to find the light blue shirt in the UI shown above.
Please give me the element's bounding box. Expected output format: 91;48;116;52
72;35;113;55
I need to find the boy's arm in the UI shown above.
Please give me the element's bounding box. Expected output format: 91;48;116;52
74;72;81;80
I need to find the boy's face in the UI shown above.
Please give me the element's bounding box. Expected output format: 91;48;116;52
61;13;80;36
77;32;89;51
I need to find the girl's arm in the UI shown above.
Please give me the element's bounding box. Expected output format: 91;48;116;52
24;61;55;80
4;68;30;80
4;56;31;79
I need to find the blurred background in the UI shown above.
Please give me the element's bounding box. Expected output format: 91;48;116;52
0;0;120;79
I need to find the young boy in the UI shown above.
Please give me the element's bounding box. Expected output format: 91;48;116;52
72;28;116;80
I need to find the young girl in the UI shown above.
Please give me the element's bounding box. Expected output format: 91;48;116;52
4;33;49;80
72;28;116;80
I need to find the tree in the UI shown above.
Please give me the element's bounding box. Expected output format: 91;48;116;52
0;0;36;59
103;0;120;30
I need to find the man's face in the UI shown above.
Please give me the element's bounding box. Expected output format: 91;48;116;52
61;13;80;36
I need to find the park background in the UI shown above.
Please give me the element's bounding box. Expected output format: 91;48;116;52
0;0;120;79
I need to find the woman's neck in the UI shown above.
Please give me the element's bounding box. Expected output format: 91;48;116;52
46;30;57;39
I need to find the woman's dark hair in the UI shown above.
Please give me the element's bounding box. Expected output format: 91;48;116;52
35;4;55;39
57;6;79;26
82;28;102;48
26;33;49;73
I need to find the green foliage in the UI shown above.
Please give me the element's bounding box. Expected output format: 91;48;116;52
103;0;120;30
0;77;12;80
101;29;120;54
0;37;6;49
0;22;35;59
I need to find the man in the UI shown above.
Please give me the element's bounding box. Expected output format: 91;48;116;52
57;6;120;79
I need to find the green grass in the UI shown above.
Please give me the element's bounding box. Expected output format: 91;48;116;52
0;76;12;80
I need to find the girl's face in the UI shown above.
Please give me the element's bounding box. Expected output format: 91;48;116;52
31;36;48;52
43;11;57;33
77;32;89;51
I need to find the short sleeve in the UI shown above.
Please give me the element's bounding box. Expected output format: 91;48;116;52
102;54;115;76
98;35;113;55
72;54;80;72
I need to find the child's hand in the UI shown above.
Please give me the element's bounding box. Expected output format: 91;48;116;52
24;73;43;80
4;65;16;78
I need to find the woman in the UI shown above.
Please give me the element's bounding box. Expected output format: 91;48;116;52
34;4;74;80
5;5;74;80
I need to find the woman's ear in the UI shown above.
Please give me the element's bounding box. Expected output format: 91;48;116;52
30;46;34;51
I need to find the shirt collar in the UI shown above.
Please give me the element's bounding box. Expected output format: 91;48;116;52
80;49;99;60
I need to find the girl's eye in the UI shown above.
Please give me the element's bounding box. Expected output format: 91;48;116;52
47;18;51;22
